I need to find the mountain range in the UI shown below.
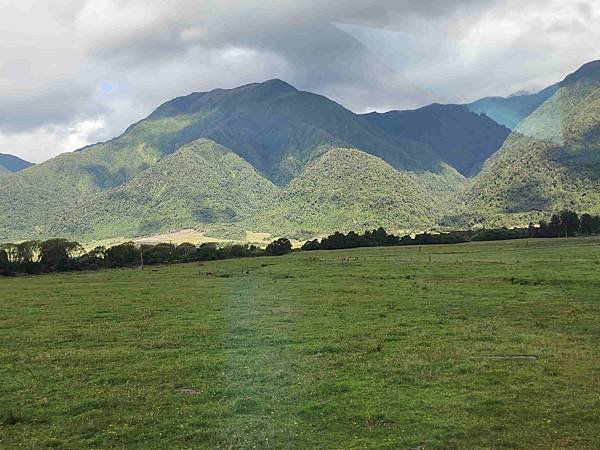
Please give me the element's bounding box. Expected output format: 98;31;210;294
0;153;33;175
1;60;599;243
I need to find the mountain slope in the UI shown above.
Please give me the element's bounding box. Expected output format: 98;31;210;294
363;104;510;176
0;153;33;173
252;148;441;238
66;139;278;240
138;78;440;184
0;79;448;242
467;60;600;221
467;82;560;130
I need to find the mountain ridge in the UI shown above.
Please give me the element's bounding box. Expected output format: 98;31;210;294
1;59;599;243
0;153;34;173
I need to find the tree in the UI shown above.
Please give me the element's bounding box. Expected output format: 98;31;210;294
197;243;219;261
593;216;600;234
559;210;580;236
176;242;197;262
77;246;106;270
0;249;11;275
40;239;83;272
143;243;176;265
105;242;138;268
301;239;321;251
266;238;292;256
580;213;594;235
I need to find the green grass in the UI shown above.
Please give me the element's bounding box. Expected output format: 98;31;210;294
1;238;600;448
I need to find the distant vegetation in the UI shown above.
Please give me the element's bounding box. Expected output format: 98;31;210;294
3;210;598;276
302;210;600;251
467;63;600;221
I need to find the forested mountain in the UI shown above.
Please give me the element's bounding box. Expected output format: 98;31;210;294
71;139;278;240
0;79;458;241
0;153;33;173
467;60;600;223
1;60;599;243
363;104;510;176
252;148;445;238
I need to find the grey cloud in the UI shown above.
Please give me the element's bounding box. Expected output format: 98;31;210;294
1;0;599;163
0;79;107;133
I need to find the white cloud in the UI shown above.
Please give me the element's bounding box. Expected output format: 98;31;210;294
0;118;104;163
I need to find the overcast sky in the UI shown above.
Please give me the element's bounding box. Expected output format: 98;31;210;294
1;0;599;163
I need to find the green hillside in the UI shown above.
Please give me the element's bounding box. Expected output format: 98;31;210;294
467;61;600;223
70;139;277;240
142;79;439;184
1;61;599;243
252;148;443;238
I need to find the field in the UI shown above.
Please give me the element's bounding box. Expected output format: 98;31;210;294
1;238;600;449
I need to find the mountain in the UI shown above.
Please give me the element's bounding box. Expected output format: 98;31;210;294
138;78;441;184
467;82;560;129
466;60;600;223
70;139;277;240
1;60;599;243
0;79;450;242
0;153;33;173
363;104;510;176
252;148;442;238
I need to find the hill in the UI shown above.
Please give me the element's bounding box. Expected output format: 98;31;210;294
251;148;442;238
466;60;600;223
363;104;510;176
0;153;33;173
467;82;560;129
70;139;277;240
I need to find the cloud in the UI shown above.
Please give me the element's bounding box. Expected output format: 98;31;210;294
0;0;598;162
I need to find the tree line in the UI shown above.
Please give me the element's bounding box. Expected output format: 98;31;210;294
2;210;600;276
302;210;600;251
0;238;292;276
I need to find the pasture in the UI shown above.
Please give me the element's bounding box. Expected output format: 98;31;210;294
1;238;600;448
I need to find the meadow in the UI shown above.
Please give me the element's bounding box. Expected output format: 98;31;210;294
1;238;599;449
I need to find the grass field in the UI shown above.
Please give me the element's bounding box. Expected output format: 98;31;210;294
1;238;600;449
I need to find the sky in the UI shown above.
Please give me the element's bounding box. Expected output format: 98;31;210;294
1;0;599;163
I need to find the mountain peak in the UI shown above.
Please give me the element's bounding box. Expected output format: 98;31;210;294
148;78;297;120
255;78;297;92
563;60;600;85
